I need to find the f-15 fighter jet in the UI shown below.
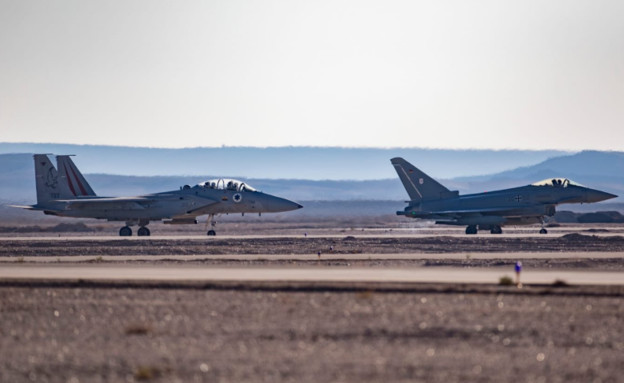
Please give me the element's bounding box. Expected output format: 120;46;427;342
391;157;617;234
15;154;302;236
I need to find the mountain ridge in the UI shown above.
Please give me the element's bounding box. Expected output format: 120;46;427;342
0;142;568;180
1;149;621;204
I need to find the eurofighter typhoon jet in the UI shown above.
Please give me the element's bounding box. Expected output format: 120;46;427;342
391;157;617;234
16;154;302;236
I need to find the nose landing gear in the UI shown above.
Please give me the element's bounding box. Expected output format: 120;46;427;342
206;215;217;236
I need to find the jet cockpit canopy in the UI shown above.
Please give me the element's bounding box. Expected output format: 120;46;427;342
197;179;257;192
532;178;584;188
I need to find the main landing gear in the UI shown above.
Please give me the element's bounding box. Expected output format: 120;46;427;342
490;225;503;234
138;227;151;236
465;225;503;235
119;220;151;236
465;225;478;235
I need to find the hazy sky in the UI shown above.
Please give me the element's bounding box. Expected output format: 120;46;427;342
1;0;623;150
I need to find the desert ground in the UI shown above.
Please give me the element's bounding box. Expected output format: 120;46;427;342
1;218;623;382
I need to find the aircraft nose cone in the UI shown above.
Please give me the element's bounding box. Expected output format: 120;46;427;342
262;194;303;212
586;189;618;203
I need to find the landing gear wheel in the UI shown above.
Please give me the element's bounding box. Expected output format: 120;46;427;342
207;230;216;236
138;227;150;236
465;225;478;235
119;226;132;237
539;228;548;234
490;225;503;234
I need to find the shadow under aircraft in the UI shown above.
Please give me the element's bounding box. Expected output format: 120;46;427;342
14;154;302;236
391;157;617;234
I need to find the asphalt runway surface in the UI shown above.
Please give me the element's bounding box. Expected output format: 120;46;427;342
3;230;624;241
2;251;623;262
1;264;623;286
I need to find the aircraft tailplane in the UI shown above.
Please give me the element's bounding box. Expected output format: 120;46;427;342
391;157;455;202
56;155;96;197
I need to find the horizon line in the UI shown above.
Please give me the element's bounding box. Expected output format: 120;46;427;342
0;141;587;153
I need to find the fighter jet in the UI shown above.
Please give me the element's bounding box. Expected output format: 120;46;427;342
15;154;302;236
391;157;617;234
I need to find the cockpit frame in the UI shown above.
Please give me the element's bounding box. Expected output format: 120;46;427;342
532;178;584;188
196;179;257;192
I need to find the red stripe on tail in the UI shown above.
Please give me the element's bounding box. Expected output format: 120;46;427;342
69;165;88;195
63;163;77;196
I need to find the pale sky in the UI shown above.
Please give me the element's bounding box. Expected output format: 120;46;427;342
1;0;623;150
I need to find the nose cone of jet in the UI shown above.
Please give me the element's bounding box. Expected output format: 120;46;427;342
586;189;618;203
262;194;303;212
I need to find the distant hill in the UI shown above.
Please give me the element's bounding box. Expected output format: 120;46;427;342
1;149;622;208
490;150;624;179
0;142;566;180
450;151;624;200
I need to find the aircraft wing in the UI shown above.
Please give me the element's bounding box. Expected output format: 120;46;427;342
62;197;154;211
61;196;219;211
403;206;513;216
8;204;38;210
405;205;547;218
434;207;518;215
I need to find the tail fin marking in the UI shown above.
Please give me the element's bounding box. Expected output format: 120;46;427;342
57;155;96;197
34;154;61;205
391;157;455;202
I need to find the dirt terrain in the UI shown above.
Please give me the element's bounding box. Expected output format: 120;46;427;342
5;233;624;255
1;226;623;382
1;285;622;383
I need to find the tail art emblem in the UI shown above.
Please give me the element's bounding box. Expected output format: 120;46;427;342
45;168;58;189
419;178;424;185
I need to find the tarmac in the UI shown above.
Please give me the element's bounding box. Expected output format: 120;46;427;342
1;263;622;286
1;251;623;262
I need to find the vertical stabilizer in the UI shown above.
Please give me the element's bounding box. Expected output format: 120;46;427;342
56;155;96;197
34;154;63;205
391;157;455;202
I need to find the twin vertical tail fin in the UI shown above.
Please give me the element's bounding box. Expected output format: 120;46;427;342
34;154;62;205
33;154;96;206
57;155;96;197
390;157;456;202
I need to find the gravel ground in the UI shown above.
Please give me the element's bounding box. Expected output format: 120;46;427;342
2;234;622;382
1;286;622;383
3;235;624;270
3;234;624;257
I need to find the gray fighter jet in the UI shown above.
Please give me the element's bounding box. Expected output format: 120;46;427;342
391;157;617;234
16;154;302;236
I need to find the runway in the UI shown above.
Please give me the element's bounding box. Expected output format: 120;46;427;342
2;251;624;263
1;264;622;286
2;229;624;241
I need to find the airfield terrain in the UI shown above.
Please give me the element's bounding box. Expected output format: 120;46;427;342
1;221;623;382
